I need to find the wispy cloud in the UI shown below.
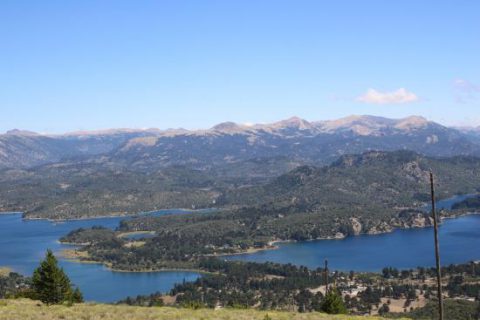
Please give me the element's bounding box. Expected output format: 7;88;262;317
357;88;419;104
453;79;480;104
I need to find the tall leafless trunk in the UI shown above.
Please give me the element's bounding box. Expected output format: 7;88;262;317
430;171;443;320
324;259;329;294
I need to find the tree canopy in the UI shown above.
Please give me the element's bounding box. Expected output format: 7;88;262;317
32;249;83;305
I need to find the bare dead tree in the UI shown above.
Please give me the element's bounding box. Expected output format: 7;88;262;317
430;171;443;320
324;259;329;294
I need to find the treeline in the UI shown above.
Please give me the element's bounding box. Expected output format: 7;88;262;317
60;226;116;244
452;195;480;210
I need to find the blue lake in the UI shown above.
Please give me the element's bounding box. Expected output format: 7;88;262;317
0;211;200;303
227;195;480;271
227;214;480;271
0;195;479;302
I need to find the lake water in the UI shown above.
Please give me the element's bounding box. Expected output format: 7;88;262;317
424;193;475;211
227;195;480;271
1;195;479;302
0;211;200;303
227;214;480;271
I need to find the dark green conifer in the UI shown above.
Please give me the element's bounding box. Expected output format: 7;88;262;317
320;290;347;314
32;249;82;305
71;287;84;303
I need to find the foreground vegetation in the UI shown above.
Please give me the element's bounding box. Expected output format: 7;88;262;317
0;299;400;320
113;260;480;318
1;250;82;306
5;250;480;317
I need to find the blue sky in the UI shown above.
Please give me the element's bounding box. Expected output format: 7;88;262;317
1;0;479;133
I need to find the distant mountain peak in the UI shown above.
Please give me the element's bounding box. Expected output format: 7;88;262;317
211;122;246;133
272;117;312;130
402;115;427;122
394;115;429;130
61;128;160;137
316;115;433;136
5;129;38;136
318;115;394;135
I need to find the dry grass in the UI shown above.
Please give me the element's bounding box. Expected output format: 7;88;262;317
60;249;91;260
123;241;146;248
0;299;408;320
380;295;426;313
0;267;11;277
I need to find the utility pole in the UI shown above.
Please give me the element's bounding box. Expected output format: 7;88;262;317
324;259;329;294
430;171;443;320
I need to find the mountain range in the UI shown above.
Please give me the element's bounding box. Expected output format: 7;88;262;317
1;115;480;171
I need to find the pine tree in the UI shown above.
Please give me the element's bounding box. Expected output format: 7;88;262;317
378;303;390;315
71;287;84;303
321;290;347;314
32;249;82;305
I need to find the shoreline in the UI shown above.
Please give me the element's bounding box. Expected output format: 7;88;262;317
0;207;216;223
59;248;211;274
225;210;480;257
59;211;480;273
4;194;478;275
211;242;281;257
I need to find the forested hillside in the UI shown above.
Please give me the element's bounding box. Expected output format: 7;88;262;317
2;148;480;220
0;164;220;219
59;151;480;271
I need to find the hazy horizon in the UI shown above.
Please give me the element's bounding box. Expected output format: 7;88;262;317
2;114;472;136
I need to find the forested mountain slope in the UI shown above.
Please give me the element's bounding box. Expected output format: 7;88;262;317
3;150;480;221
59;151;480;271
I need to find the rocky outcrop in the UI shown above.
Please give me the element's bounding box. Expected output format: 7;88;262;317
394;210;434;228
366;222;393;235
402;161;430;183
349;217;363;235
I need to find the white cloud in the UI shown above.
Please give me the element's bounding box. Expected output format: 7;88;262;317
357;88;419;104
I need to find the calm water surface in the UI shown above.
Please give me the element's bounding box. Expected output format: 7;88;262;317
0;211;200;303
1;195;479;302
227;195;480;271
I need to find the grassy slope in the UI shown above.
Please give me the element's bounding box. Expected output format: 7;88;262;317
0;299;405;320
0;268;11;277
